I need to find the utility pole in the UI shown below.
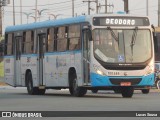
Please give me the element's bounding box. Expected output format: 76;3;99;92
20;0;22;24
83;0;96;15
146;0;148;16
158;0;160;26
105;0;107;13
0;0;9;37
13;0;15;25
124;0;129;14
96;0;99;14
35;0;37;22
72;0;74;17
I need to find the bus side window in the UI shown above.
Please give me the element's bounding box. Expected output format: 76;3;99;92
31;31;34;53
54;28;58;51
6;33;13;55
22;32;26;54
68;24;81;50
57;26;68;51
47;28;54;52
25;31;34;54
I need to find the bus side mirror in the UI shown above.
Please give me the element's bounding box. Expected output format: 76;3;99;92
82;26;92;41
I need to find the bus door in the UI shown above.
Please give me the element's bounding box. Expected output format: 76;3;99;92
37;33;46;86
82;28;90;85
14;35;22;86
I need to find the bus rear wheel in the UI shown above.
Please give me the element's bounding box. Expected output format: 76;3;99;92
26;72;45;95
121;87;134;98
70;72;87;97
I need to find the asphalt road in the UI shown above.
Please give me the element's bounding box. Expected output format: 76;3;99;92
0;86;160;120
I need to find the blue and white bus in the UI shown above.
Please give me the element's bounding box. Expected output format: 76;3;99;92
4;14;154;98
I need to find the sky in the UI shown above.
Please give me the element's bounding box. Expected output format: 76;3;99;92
2;0;158;34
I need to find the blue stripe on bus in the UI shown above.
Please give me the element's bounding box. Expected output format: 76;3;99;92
21;54;37;57
90;72;154;87
3;56;14;58
44;50;81;55
5;16;86;32
3;50;81;58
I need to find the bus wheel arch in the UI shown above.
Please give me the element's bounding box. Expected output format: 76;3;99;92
68;67;87;97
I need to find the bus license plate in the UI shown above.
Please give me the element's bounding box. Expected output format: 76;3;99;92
120;82;131;86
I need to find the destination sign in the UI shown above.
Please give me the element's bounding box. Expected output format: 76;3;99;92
93;17;150;26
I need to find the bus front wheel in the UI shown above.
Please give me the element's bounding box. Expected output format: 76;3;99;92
121;87;134;98
91;89;98;93
70;72;87;97
141;89;150;94
26;72;45;95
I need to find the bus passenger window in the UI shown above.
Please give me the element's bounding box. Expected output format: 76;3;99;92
48;28;54;52
22;32;26;54
57;27;67;51
68;25;80;50
6;33;13;55
25;31;34;54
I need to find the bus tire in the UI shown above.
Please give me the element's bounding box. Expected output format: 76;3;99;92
26;72;45;95
91;89;98;93
121;87;134;98
141;89;150;94
71;72;87;97
69;69;74;95
26;72;37;95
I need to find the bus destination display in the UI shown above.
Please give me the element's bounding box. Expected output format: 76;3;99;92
93;17;150;26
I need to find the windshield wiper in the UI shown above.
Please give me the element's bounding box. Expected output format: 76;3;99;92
130;27;138;56
107;27;118;42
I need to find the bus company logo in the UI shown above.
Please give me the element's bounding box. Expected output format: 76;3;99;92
27;57;31;63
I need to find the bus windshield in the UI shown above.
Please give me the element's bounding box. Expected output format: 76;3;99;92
93;29;152;63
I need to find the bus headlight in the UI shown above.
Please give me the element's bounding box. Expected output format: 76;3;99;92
96;70;104;75
93;64;105;76
145;65;154;75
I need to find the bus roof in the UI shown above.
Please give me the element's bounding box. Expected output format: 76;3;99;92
5;15;87;33
5;14;150;33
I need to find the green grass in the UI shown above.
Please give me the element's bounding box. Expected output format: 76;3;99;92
0;58;4;77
